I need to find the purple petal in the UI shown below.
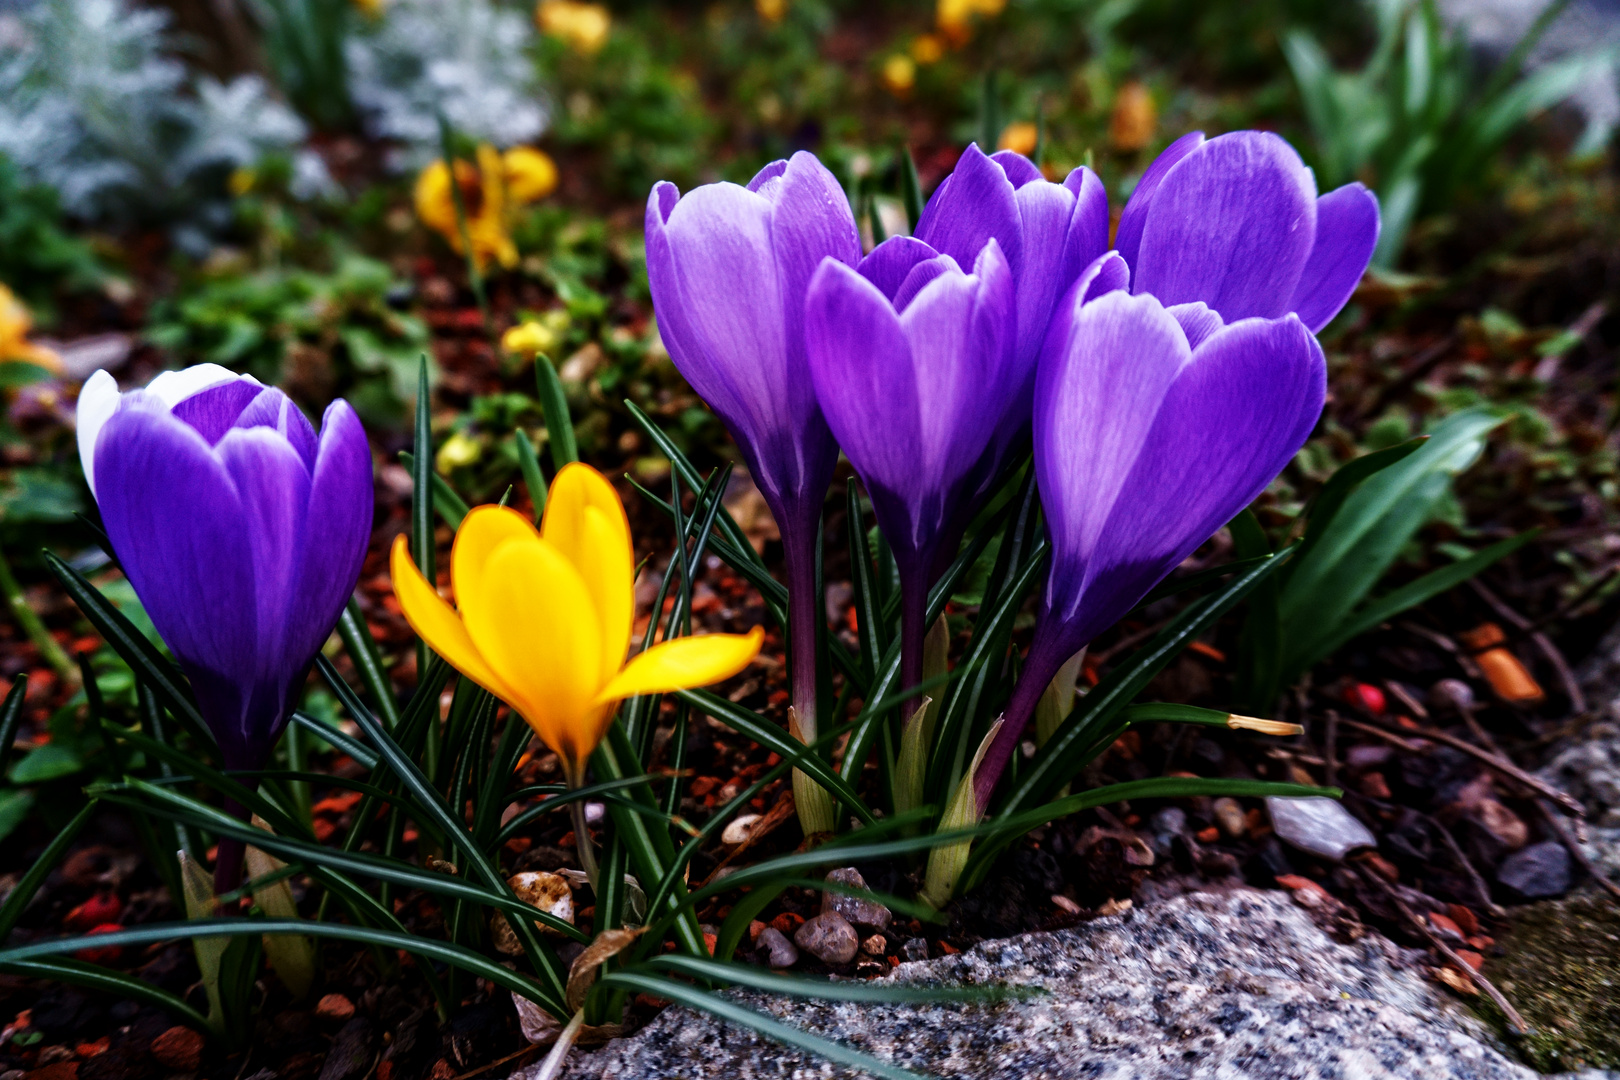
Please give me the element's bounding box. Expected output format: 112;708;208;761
290;400;372;675
1168;302;1224;350
858;236;940;301
1061;166;1111;281
892;253;960;313
1131;132;1318;321
1012;178;1087;367
93;399;260;763
215;426;311;686
234;387;319;471
1036;295;1324;649
915;144;1023;283
1075;251;1130;305
989;149;1043;188
747;158;790;193
1289;182;1380;333
1035;290;1191;629
170;379;267;445
1114;130;1205;276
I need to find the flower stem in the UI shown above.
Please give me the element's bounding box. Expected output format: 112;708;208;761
784;524;834;837
971;626;1070;813
569;795;599;893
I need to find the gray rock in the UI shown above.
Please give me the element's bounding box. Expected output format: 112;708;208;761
901;937;929;963
1542;619;1620;880
758;926;798;969
794;911;858;964
1267;795;1377;861
823;867;891;931
1497;840;1573;899
558;888;1536;1079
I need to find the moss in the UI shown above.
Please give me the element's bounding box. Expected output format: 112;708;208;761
1484;894;1620;1072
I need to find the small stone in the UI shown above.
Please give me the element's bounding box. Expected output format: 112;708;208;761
1472;798;1529;850
1212;797;1246;838
1429;678;1476;712
1345;745;1392;768
492;871;574;953
860;933;887;957
901;937;929;962
1050;893;1082;915
1266;796;1376;862
721;814;761;845
1496;840;1571;899
758;926;798;968
316;993;355;1022
583;801;605;824
1096;898;1133;917
1150;806;1186;835
318;1019;375;1080
821;867;891;931
794;911;859;964
150;1026;204;1071
1359;772;1392;799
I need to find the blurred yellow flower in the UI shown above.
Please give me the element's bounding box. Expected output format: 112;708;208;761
881;54;916;96
435;431;483;473
537;0;611;55
0;286;60;372
756;0;788;22
351;0;384;15
502;319;559;357
997;121;1038;157
1109;81;1157;152
910;34;945;64
228;168;256;196
414;144;557;271
391;464;762;784
937;0;1004;43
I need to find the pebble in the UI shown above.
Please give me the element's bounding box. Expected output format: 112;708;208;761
1472;798;1529;850
1345;745;1393;768
861;933;887;957
822;867;891;931
150;1026;204;1071
721;814;761;845
758;926;798;968
1266;796;1376;862
1212;797;1246;838
315;993;355;1022
1496;840;1571;899
901;937;929;962
493;871;574;953
793;911;859;964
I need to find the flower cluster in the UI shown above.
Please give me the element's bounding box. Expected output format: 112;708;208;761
645;131;1378;809
414;144;558;270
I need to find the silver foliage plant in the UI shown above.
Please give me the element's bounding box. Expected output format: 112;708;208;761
0;0;319;221
345;0;548;166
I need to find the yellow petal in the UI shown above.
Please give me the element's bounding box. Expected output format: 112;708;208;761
388;535;519;704
451;505;540;610
461;535;605;766
594;626;763;705
503;147;558;204
413;160;457;236
542;463;633;687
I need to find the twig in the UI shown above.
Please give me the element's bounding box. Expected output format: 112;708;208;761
1339;717;1585;818
452;1043;541;1080
1469;579;1585;715
1351;859;1530;1035
1536;798;1620;904
1416;808;1503;916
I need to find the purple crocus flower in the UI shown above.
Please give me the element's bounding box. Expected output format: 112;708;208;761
805;237;1017;706
912;145;1109;490
77;364;373;887
1115;130;1381;332
973;277;1329;808
645;152;861;769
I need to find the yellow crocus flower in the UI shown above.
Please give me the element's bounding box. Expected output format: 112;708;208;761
391;463;762;786
502;320;558;357
0;285;60;372
414;145;559;271
937;0;1005;43
536;0;611;55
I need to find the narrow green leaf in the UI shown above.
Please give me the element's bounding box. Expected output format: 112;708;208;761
0;958;208;1029
515;429;547;521
0;801;95;942
623;400;765;570
398;450;470;530
1001;549;1292;816
900;145;924;232
676;689;876;827
0;676;27;776
338;600;402;732
1285;436;1428;582
43;552;213;752
535;353;578;470
288;711;379;769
